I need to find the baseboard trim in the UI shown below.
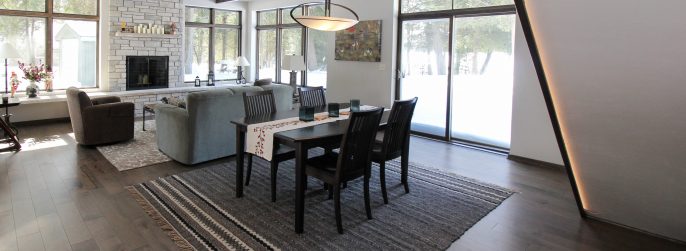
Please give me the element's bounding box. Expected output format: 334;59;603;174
14;117;70;127
507;154;564;169
586;214;686;246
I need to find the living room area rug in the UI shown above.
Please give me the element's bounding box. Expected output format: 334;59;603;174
97;120;171;171
127;157;514;250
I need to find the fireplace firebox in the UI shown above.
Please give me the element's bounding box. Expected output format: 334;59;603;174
126;56;169;91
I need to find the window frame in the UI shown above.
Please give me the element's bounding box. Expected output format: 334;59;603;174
184;6;242;82
256;7;322;87
0;0;100;89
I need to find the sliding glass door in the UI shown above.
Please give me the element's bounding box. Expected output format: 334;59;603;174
398;7;515;149
451;15;515;148
399;19;450;137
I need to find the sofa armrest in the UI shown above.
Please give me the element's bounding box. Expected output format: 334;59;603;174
154;104;193;164
91;96;122;105
83;102;134;120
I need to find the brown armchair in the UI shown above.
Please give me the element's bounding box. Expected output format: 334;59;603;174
66;87;134;145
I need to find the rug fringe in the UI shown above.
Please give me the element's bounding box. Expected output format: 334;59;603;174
126;186;195;251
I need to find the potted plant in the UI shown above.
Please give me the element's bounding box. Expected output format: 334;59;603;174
18;61;48;98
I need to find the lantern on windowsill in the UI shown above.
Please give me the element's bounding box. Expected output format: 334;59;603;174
207;71;215;86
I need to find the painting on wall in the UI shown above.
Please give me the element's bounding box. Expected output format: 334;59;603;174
335;20;382;62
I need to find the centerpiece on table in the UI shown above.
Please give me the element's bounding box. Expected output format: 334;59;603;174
18;61;49;98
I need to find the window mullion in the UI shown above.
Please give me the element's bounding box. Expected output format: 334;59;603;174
46;0;54;68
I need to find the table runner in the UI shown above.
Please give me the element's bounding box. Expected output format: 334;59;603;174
245;106;374;161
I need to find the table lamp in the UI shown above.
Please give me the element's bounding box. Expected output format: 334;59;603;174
281;55;306;95
236;56;250;84
0;43;21;96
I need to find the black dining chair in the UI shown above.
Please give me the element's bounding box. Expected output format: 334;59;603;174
242;90;296;202
298;86;327;107
305;107;384;234
371;97;418;204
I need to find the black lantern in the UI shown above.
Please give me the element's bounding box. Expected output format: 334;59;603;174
207;71;215;86
194;76;201;87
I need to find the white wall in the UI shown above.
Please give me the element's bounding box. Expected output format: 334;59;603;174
509;18;563;165
525;0;686;241
244;0;397;108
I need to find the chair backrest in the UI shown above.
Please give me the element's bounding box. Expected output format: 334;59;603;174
243;90;277;116
298;86;326;107
65;87;93;143
380;97;418;158
336;108;385;179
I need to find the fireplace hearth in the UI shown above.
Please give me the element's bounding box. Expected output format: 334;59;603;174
126;56;169;91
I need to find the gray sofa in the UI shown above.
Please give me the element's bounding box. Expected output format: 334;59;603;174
154;84;293;165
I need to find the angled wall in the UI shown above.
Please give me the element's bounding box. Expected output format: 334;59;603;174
524;0;686;241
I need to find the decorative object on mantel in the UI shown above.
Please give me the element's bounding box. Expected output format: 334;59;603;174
290;0;359;31
282;55;306;96
18;61;49;98
207;71;215;86
170;22;177;35
236;56;250;84
335;20;382;62
194;76;201;87
9;72;19;98
0;42;21;98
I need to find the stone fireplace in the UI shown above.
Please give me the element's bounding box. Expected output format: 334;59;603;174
108;0;184;92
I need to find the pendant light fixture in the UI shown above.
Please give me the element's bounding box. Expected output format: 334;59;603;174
290;0;359;31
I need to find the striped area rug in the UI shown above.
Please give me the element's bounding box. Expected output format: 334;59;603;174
128;157;513;250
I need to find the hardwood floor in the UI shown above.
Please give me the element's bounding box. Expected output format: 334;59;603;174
1;122;683;251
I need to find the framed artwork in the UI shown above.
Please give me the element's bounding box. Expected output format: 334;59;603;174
335;20;382;62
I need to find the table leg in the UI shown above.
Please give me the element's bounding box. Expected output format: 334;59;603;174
294;143;307;233
235;127;245;198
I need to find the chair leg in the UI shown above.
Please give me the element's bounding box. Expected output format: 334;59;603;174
270;161;279;202
379;162;388;204
401;153;410;193
334;184;343;234
327;184;334;200
364;175;373;220
245;154;253;186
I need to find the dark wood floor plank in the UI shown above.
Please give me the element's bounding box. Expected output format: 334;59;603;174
1;122;684;251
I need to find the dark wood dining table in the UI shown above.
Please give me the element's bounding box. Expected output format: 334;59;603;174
231;105;388;233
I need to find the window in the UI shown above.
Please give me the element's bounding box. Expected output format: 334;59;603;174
0;0;99;90
256;7;329;88
184;7;241;82
398;0;516;149
401;0;514;13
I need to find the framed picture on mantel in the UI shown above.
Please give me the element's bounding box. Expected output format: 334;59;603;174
335;20;382;62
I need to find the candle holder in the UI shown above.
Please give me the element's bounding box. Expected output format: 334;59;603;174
350;99;360;112
299;106;315;122
328;103;340;117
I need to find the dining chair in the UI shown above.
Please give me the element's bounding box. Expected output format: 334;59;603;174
371;97;418;204
305;107;384;234
242;90;296;202
298;86;327;107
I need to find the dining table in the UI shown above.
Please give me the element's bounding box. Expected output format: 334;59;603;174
231;105;389;233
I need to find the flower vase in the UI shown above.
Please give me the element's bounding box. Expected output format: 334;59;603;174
26;81;40;98
10;87;16;98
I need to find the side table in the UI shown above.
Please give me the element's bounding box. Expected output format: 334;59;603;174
142;103;157;131
1;100;21;152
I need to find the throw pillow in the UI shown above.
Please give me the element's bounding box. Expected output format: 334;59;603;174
161;96;186;109
253;78;272;86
